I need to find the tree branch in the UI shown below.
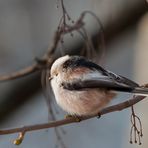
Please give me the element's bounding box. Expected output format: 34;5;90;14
0;0;146;82
0;64;38;81
0;95;145;135
0;10;85;82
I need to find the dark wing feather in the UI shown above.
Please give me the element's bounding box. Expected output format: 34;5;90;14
62;56;138;92
106;71;139;87
62;56;108;75
62;76;135;93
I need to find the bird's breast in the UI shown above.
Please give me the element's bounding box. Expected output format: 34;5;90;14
51;78;116;116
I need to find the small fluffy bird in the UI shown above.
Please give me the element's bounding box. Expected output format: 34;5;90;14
50;55;148;116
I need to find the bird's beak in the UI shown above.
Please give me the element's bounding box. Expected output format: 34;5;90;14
49;76;52;81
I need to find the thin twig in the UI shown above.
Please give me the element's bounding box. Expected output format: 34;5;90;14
0;9;85;82
0;95;145;135
0;64;38;81
130;105;143;145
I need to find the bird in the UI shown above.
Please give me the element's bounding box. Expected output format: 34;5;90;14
50;55;148;116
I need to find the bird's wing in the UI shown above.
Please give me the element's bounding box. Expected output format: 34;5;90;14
60;56;148;95
105;70;139;87
61;55;140;92
62;71;136;93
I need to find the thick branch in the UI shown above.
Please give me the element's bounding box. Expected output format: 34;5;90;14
0;95;145;135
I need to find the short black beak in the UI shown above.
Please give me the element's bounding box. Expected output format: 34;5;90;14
49;76;52;81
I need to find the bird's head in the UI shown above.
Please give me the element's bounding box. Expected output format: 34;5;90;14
50;55;70;79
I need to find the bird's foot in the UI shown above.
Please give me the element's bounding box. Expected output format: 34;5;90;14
65;114;81;122
97;112;101;119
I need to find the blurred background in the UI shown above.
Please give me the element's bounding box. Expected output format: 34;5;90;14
0;0;148;148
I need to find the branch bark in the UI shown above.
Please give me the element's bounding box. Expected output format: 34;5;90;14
0;95;145;135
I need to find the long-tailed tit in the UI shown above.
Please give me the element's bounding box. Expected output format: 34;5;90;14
50;55;148;116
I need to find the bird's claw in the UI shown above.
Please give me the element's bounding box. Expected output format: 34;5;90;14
65;114;81;122
97;112;101;119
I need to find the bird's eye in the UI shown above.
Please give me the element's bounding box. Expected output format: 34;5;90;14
54;72;58;76
52;70;58;77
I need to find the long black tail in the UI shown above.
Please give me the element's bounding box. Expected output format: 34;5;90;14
132;87;148;96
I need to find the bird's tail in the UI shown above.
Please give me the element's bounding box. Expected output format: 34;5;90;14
132;87;148;96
